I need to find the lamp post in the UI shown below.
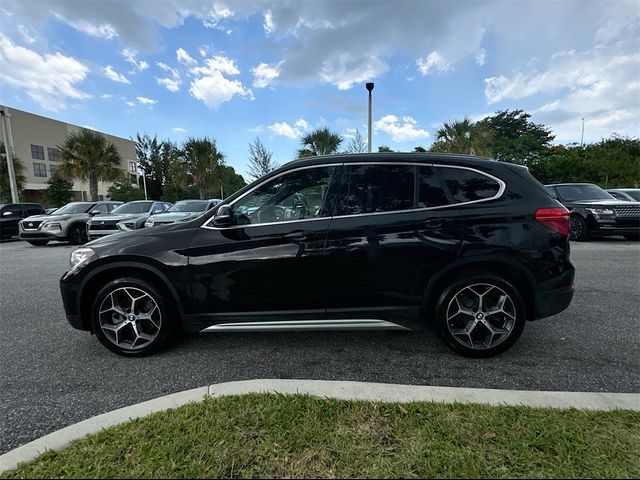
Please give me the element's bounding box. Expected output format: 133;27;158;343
366;82;374;153
0;108;19;203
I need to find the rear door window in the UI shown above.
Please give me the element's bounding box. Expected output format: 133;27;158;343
336;164;414;216
437;167;501;203
418;167;450;208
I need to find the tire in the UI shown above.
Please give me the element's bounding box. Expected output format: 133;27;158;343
27;240;49;246
90;277;177;356
68;224;88;245
435;272;527;358
569;215;590;241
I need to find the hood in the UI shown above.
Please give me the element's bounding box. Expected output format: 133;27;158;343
24;213;88;222
150;212;199;222
90;213;149;223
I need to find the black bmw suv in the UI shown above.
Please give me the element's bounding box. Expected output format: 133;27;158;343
60;153;575;358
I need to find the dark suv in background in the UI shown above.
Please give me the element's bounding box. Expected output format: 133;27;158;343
0;203;45;239
545;183;640;241
61;153;575;358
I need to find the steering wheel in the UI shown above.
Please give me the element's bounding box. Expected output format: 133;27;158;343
257;205;285;223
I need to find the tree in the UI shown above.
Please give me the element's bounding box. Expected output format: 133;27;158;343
174;137;224;199
107;178;146;202
0;142;26;202
430;117;491;156
297;127;343;157
43;175;74;207
57;129;123;201
413;146;427;152
378;145;394;153
248;137;278;180
479;109;555;165
345;129;367;154
214;165;247;199
133;133;178;199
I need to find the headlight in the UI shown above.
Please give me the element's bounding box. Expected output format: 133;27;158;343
145;218;154;227
586;208;614;216
42;222;62;231
69;247;96;271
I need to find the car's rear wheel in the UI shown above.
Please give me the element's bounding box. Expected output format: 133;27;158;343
569;215;589;241
27;240;49;246
91;277;176;356
68;224;87;245
435;273;527;358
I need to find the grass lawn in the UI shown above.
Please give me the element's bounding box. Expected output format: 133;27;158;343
3;393;639;479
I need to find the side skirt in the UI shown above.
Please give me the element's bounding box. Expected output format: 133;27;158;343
200;319;411;333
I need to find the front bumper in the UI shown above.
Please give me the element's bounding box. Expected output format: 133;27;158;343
590;216;640;236
87;228;119;239
60;271;90;331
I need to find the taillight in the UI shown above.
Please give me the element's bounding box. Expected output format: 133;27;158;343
535;207;570;236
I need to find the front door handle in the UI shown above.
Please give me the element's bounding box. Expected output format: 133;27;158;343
423;219;443;228
284;231;307;240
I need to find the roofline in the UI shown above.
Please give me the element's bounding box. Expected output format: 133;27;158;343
283;152;495;168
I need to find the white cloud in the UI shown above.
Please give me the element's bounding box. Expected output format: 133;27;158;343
319;53;388;90
0;33;89;111
416;51;450;75
157;77;181;92
485;41;640;143
100;93;114;99
103;65;130;84
17;25;35;44
251;62;280;88
202;3;234;30
176;47;196;65
264;118;311;139
121;48;148;71
264;10;275;35
189;55;251;109
54;14;117;40
475;48;486;66
374;115;429;142
137;96;157;105
171;127;187;133
125;101;136;107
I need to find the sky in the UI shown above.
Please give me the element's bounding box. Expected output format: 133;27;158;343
0;0;638;179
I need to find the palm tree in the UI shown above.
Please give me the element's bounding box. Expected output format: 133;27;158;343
175;137;224;199
430;118;492;156
0;143;26;202
297;127;343;158
57;129;123;201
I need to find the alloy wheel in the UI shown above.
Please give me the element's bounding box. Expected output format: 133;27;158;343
98;287;162;351
569;217;583;241
446;283;517;350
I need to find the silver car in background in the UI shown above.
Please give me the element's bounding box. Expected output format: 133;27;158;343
144;199;222;228
87;200;172;239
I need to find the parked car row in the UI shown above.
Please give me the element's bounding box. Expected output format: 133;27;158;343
0;198;222;245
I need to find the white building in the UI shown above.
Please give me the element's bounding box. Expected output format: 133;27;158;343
0;105;136;205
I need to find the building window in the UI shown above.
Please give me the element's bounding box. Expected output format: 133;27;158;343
31;144;45;160
49;164;57;177
47;147;61;162
33;162;47;177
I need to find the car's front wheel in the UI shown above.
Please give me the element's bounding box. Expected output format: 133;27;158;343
68;224;88;245
435;272;527;358
91;277;176;356
569;215;590;241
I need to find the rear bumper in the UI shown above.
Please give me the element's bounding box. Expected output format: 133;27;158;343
533;267;575;320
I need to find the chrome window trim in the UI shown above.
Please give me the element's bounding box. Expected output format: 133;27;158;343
201;161;505;231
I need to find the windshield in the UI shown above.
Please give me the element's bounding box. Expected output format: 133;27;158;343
111;201;153;214
555;185;614;201
168;200;210;213
53;203;94;214
622;190;640;201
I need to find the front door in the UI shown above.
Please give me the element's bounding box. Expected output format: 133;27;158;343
186;165;339;326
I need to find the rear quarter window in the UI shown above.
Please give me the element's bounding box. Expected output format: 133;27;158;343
437;167;501;203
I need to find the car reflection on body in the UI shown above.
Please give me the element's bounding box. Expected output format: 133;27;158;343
145;199;222;228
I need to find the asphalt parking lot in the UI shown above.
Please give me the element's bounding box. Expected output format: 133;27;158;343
1;237;639;454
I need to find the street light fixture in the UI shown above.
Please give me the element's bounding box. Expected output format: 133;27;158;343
366;82;374;153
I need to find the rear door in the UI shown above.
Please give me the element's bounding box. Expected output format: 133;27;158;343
322;163;462;327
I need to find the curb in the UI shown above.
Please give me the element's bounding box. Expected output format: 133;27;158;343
2;379;639;472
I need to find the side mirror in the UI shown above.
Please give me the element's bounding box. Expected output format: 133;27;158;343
89;210;101;216
2;211;13;216
213;204;233;227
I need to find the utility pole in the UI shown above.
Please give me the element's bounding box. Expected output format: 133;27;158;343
580;117;585;148
0;108;20;203
366;83;374;153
